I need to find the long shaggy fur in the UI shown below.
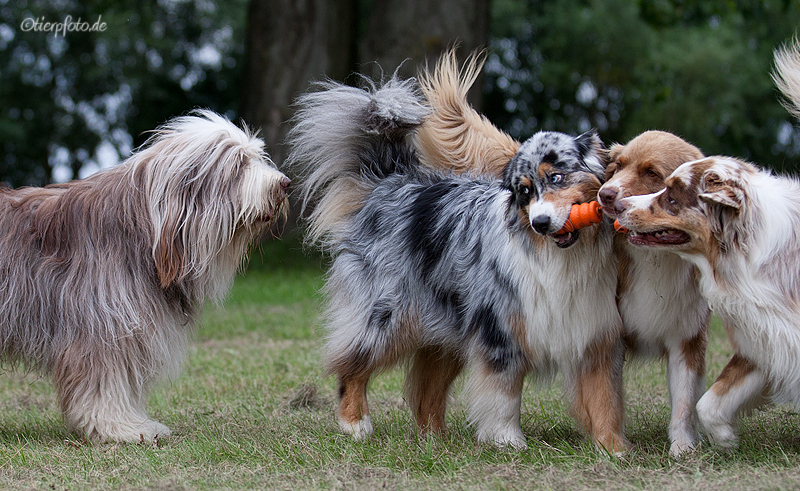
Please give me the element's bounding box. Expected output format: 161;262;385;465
0;110;289;442
288;75;627;452
615;38;800;449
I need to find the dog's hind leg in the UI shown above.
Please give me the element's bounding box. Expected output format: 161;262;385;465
336;370;374;440
333;341;412;440
567;335;629;455
405;347;464;434
696;353;769;449
326;321;405;440
53;343;170;443
327;335;384;440
665;328;707;457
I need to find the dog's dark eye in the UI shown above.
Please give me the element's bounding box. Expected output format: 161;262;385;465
645;169;658;178
550;173;564;185
520;185;531;196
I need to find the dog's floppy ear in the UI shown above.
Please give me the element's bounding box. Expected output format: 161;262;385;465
698;171;744;210
501;154;519;192
604;143;624;180
576;130;602;159
698;170;747;250
607;143;624;163
154;209;186;288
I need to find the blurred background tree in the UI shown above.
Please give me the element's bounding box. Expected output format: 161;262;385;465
484;0;800;171
0;0;248;186
1;0;799;187
239;0;488;164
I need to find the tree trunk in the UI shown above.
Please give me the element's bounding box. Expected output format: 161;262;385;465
239;0;358;165
358;0;490;109
241;0;490;165
239;0;489;235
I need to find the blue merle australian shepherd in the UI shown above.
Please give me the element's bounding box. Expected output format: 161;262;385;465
288;76;628;453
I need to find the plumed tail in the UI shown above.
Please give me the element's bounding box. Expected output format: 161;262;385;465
416;49;520;177
773;36;800;121
287;76;429;246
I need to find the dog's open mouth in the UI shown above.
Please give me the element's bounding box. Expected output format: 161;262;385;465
628;229;690;246
549;230;580;248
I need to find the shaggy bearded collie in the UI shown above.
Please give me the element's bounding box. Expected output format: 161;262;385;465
0;111;289;442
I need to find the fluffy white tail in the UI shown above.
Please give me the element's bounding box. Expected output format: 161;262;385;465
773;37;800;120
286;76;429;246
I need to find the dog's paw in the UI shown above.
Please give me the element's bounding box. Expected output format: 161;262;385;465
89;419;172;444
476;427;527;450
338;415;373;440
595;434;631;457
700;421;738;449
140;420;172;441
668;425;699;457
697;396;739;449
669;438;697;458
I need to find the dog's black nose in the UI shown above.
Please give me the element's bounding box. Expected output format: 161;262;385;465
598;187;617;207
531;215;551;235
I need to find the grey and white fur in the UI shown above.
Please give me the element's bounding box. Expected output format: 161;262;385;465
288;76;628;452
0;110;290;442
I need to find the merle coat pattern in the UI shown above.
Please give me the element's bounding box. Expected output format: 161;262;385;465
289;77;627;452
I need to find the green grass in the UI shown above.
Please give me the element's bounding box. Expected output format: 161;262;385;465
0;234;799;489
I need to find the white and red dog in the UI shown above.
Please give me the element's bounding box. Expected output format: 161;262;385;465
289;74;628;453
0;111;289;442
615;39;800;448
597;131;710;456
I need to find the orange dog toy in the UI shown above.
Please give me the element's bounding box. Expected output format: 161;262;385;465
556;201;603;234
613;219;630;234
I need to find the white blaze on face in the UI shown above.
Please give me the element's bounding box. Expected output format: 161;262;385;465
620;188;662;216
526;199;558;230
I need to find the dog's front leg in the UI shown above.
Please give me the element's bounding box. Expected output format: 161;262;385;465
466;359;527;449
53;342;169;443
567;334;629;456
666;328;707;457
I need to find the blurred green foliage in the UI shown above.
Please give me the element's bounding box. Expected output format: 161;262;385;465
484;0;800;172
0;0;247;186
2;0;799;186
